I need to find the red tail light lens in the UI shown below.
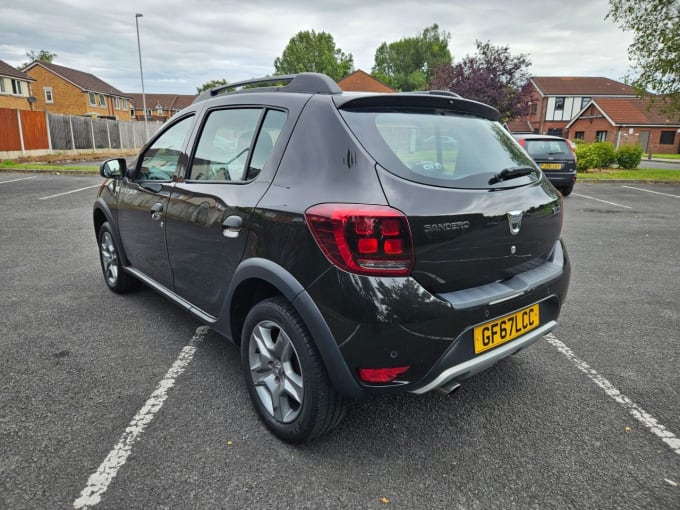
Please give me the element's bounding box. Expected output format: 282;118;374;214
305;204;414;276
358;366;410;383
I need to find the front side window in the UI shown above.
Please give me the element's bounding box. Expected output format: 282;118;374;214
189;108;264;181
139;115;194;181
340;109;538;189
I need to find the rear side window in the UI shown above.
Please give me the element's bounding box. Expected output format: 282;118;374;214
340;109;538;189
524;139;573;159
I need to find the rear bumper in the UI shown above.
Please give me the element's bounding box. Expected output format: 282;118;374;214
305;240;570;396
544;170;576;188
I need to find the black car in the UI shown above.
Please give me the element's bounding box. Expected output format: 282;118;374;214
512;134;577;196
94;73;570;443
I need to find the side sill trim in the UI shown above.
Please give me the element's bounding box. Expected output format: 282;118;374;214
410;320;557;395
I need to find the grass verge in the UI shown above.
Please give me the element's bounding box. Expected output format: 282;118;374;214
652;153;680;160
577;168;680;181
0;161;98;173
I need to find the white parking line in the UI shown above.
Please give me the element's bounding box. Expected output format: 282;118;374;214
622;185;680;199
545;333;680;457
0;176;38;184
39;184;100;200
73;326;210;509
572;193;632;209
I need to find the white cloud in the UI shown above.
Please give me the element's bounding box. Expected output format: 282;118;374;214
0;0;634;94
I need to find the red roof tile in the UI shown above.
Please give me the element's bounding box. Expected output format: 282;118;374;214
531;76;636;97
338;70;394;93
591;97;680;126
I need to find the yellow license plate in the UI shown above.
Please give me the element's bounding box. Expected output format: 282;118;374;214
473;304;540;354
540;163;562;170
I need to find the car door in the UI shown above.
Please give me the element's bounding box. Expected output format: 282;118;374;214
165;108;287;317
116;115;195;289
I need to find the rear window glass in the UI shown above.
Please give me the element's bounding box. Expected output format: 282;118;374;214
524;139;573;158
339;109;538;189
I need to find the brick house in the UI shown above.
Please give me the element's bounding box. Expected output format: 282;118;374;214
22;61;132;119
566;97;680;154
0;59;35;110
524;77;637;137
128;93;196;121
338;69;394;93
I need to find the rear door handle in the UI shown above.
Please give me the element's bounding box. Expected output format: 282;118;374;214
150;202;163;221
222;215;242;238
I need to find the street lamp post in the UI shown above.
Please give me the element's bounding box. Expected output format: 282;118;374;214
135;13;148;136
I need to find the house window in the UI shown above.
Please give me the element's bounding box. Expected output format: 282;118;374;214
574;131;585;140
0;79;5;93
89;92;97;106
596;131;607;142
114;96;120;109
98;94;106;107
122;98;127;110
659;131;676;145
554;97;565;111
156;104;163;116
11;79;23;95
581;97;591;109
531;103;537;115
44;87;54;103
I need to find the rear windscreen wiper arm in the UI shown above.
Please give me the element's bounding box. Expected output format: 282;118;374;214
489;166;535;185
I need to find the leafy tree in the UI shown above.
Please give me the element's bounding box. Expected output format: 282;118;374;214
607;0;680;118
274;30;354;81
372;24;452;91
197;79;228;93
20;49;57;69
429;40;532;123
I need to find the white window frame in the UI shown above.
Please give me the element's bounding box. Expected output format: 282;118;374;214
0;78;5;93
44;87;54;103
98;94;106;107
89;92;97;106
11;79;23;95
114;96;120;109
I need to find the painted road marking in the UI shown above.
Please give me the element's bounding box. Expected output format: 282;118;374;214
622;185;680;199
0;176;38;184
73;326;210;509
546;333;680;457
39;184;100;200
572;193;632;209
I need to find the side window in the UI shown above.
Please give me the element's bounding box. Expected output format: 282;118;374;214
246;110;287;180
190;109;263;181
139;115;194;181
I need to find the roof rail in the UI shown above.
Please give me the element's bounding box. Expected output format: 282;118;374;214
193;72;342;103
404;90;461;98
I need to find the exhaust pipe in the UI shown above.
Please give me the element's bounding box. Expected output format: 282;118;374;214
435;379;461;395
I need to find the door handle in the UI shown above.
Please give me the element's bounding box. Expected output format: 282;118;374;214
150;202;163;221
222;215;242;238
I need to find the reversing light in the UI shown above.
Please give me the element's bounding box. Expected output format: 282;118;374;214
358;366;410;383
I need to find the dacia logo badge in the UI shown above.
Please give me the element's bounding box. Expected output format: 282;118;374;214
507;210;523;236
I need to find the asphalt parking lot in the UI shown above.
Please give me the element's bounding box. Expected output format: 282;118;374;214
1;174;678;509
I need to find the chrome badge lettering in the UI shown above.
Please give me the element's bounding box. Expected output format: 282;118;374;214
424;221;470;233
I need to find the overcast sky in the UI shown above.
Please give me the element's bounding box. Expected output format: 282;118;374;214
0;0;634;95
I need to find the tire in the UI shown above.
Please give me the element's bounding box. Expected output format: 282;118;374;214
561;185;574;197
241;297;346;443
97;222;139;293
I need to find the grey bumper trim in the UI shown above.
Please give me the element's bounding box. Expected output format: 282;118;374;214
410;320;557;395
438;241;564;310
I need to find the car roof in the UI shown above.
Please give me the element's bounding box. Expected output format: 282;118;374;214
512;134;569;141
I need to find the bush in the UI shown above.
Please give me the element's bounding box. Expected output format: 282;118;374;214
616;144;643;169
575;141;617;171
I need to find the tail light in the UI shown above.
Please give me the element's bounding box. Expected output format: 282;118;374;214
358;366;410;383
305;204;414;276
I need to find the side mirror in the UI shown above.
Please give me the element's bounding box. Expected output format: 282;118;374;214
100;158;127;179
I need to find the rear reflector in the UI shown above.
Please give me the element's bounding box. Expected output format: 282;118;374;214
305;203;414;276
358;366;410;383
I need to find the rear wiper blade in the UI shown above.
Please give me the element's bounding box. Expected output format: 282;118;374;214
489;166;535;185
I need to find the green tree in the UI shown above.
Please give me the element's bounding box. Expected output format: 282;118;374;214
274;30;354;81
607;0;680;118
20;49;57;69
371;24;452;91
197;79;228;93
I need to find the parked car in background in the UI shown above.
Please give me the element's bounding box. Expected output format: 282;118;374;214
513;134;577;196
94;73;570;443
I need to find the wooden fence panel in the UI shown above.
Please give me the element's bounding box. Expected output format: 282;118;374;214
20;110;49;150
0;109;21;151
71;116;93;150
48;114;73;150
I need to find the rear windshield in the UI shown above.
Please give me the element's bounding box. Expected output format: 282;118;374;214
524;139;573;159
339;108;539;189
